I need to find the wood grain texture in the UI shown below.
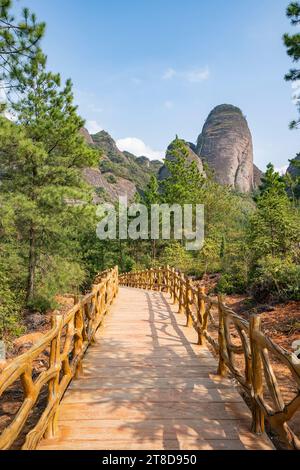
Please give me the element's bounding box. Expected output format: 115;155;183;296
0;267;119;450
120;267;300;450
38;287;273;451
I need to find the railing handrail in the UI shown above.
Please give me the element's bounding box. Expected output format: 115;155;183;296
119;266;300;450
0;266;119;450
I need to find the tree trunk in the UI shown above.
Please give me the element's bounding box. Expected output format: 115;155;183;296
151;239;156;260
26;226;36;302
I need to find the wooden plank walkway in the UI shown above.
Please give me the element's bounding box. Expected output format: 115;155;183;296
38;287;274;450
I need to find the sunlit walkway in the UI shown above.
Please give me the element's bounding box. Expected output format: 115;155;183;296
38;287;273;450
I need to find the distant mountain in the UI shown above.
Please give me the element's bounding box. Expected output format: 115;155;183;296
81;105;264;203
159;105;262;192
196;105;255;192
81;129;162;202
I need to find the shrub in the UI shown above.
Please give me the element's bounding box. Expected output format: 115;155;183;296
217;272;247;295
250;256;300;302
28;257;86;313
106;174;117;184
0;272;24;339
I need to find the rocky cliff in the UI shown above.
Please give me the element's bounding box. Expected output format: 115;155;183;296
81;104;262;201
81;128;162;202
158;105;261;193
196;105;254;192
253;164;263;189
158;138;205;181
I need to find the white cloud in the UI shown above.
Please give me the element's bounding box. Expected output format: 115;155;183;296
185;66;210;83
162;66;210;83
86;120;103;134
116;137;164;160
275;165;288;175
162;68;176;80
164;100;174;109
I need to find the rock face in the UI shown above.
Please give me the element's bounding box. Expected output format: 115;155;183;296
253;164;263;189
80;129;163;202
80;127;94;145
287;154;300;178
79;104;262;201
158;138;205;181
196;105;254;192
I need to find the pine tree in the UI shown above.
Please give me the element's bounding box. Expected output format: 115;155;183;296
142;175;160;259
0;51;98;304
0;1;45;92
161;137;205;204
258;163;286;196
283;2;300;128
249;166;299;260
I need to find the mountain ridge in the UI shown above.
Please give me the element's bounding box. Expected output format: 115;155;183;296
81;104;264;201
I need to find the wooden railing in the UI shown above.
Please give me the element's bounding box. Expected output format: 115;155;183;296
119;266;300;450
0;267;119;450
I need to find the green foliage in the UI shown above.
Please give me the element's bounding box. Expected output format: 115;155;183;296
106;174;117;184
285;155;300;202
160;242;193;271
0;0;45;93
27;256;86;312
0;271;23;339
94;131;159;190
284;2;300;127
258;163;286;196
0;45;98;309
143;175;160;206
250;256;300;301
247;164;300;300
249;168;299;259
161;137;205;204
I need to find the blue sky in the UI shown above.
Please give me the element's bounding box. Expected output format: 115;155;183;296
23;0;299;171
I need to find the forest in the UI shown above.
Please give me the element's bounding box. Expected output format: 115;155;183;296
0;0;299;342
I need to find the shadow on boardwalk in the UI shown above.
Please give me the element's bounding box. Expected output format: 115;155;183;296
38;287;273;450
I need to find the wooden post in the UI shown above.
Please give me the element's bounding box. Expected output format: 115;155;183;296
45;314;63;439
74;306;84;378
115;266;119;296
170;266;174;297
185;277;192;327
149;268;153;290
166;265;170;295
173;271;177;304
197;287;206;345
158;267;162;292
178;273;185;314
249;315;265;435
217;295;227;377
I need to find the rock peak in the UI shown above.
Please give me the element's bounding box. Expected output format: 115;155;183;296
196;104;254;192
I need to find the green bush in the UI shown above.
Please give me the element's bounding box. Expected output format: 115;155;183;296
0;272;24;339
217;272;247;295
28;257;86;313
160;242;193;272
250;256;300;302
106;174;117;184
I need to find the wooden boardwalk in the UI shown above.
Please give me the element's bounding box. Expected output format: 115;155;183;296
38;287;273;450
